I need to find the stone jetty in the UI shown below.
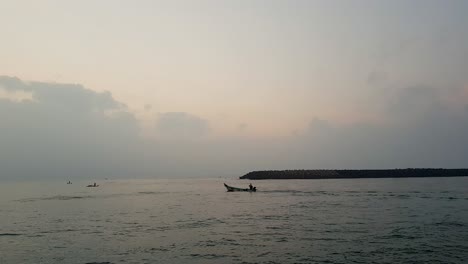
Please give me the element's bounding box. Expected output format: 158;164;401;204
240;169;468;180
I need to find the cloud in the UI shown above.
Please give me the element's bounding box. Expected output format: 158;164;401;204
156;112;210;140
0;76;220;179
287;85;468;169
0;76;32;92
367;70;388;86
0;76;141;179
237;123;248;131
387;86;442;119
1;76;468;180
144;104;152;111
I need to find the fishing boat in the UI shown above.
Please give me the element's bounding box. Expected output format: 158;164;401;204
224;183;256;192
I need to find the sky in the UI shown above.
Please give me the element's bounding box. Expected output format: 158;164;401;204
1;0;468;179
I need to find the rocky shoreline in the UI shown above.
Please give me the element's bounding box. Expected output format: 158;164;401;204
240;169;468;180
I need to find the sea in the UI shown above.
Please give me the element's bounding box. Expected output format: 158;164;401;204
0;177;467;264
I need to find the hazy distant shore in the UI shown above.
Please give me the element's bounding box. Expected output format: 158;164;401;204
240;169;468;180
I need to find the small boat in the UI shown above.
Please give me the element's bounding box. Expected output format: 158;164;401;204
86;183;99;187
224;183;256;192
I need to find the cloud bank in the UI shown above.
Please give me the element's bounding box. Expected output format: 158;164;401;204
1;76;468;180
0;76;142;179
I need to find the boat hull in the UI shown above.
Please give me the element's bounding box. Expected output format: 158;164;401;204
224;183;256;192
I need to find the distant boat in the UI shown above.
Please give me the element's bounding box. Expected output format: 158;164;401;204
86;183;99;187
224;183;256;192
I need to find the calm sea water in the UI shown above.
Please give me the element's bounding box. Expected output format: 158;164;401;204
1;177;467;264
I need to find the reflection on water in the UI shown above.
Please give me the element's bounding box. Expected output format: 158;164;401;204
1;177;467;264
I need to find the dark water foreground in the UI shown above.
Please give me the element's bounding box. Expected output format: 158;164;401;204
1;178;467;264
241;168;468;180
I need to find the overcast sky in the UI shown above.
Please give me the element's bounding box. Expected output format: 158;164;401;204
1;0;468;179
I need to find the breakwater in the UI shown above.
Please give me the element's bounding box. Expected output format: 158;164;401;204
240;169;468;180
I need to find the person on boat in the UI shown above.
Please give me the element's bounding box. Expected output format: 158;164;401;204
249;183;253;190
93;182;96;187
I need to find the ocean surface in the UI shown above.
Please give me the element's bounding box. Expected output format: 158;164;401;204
1;177;467;264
